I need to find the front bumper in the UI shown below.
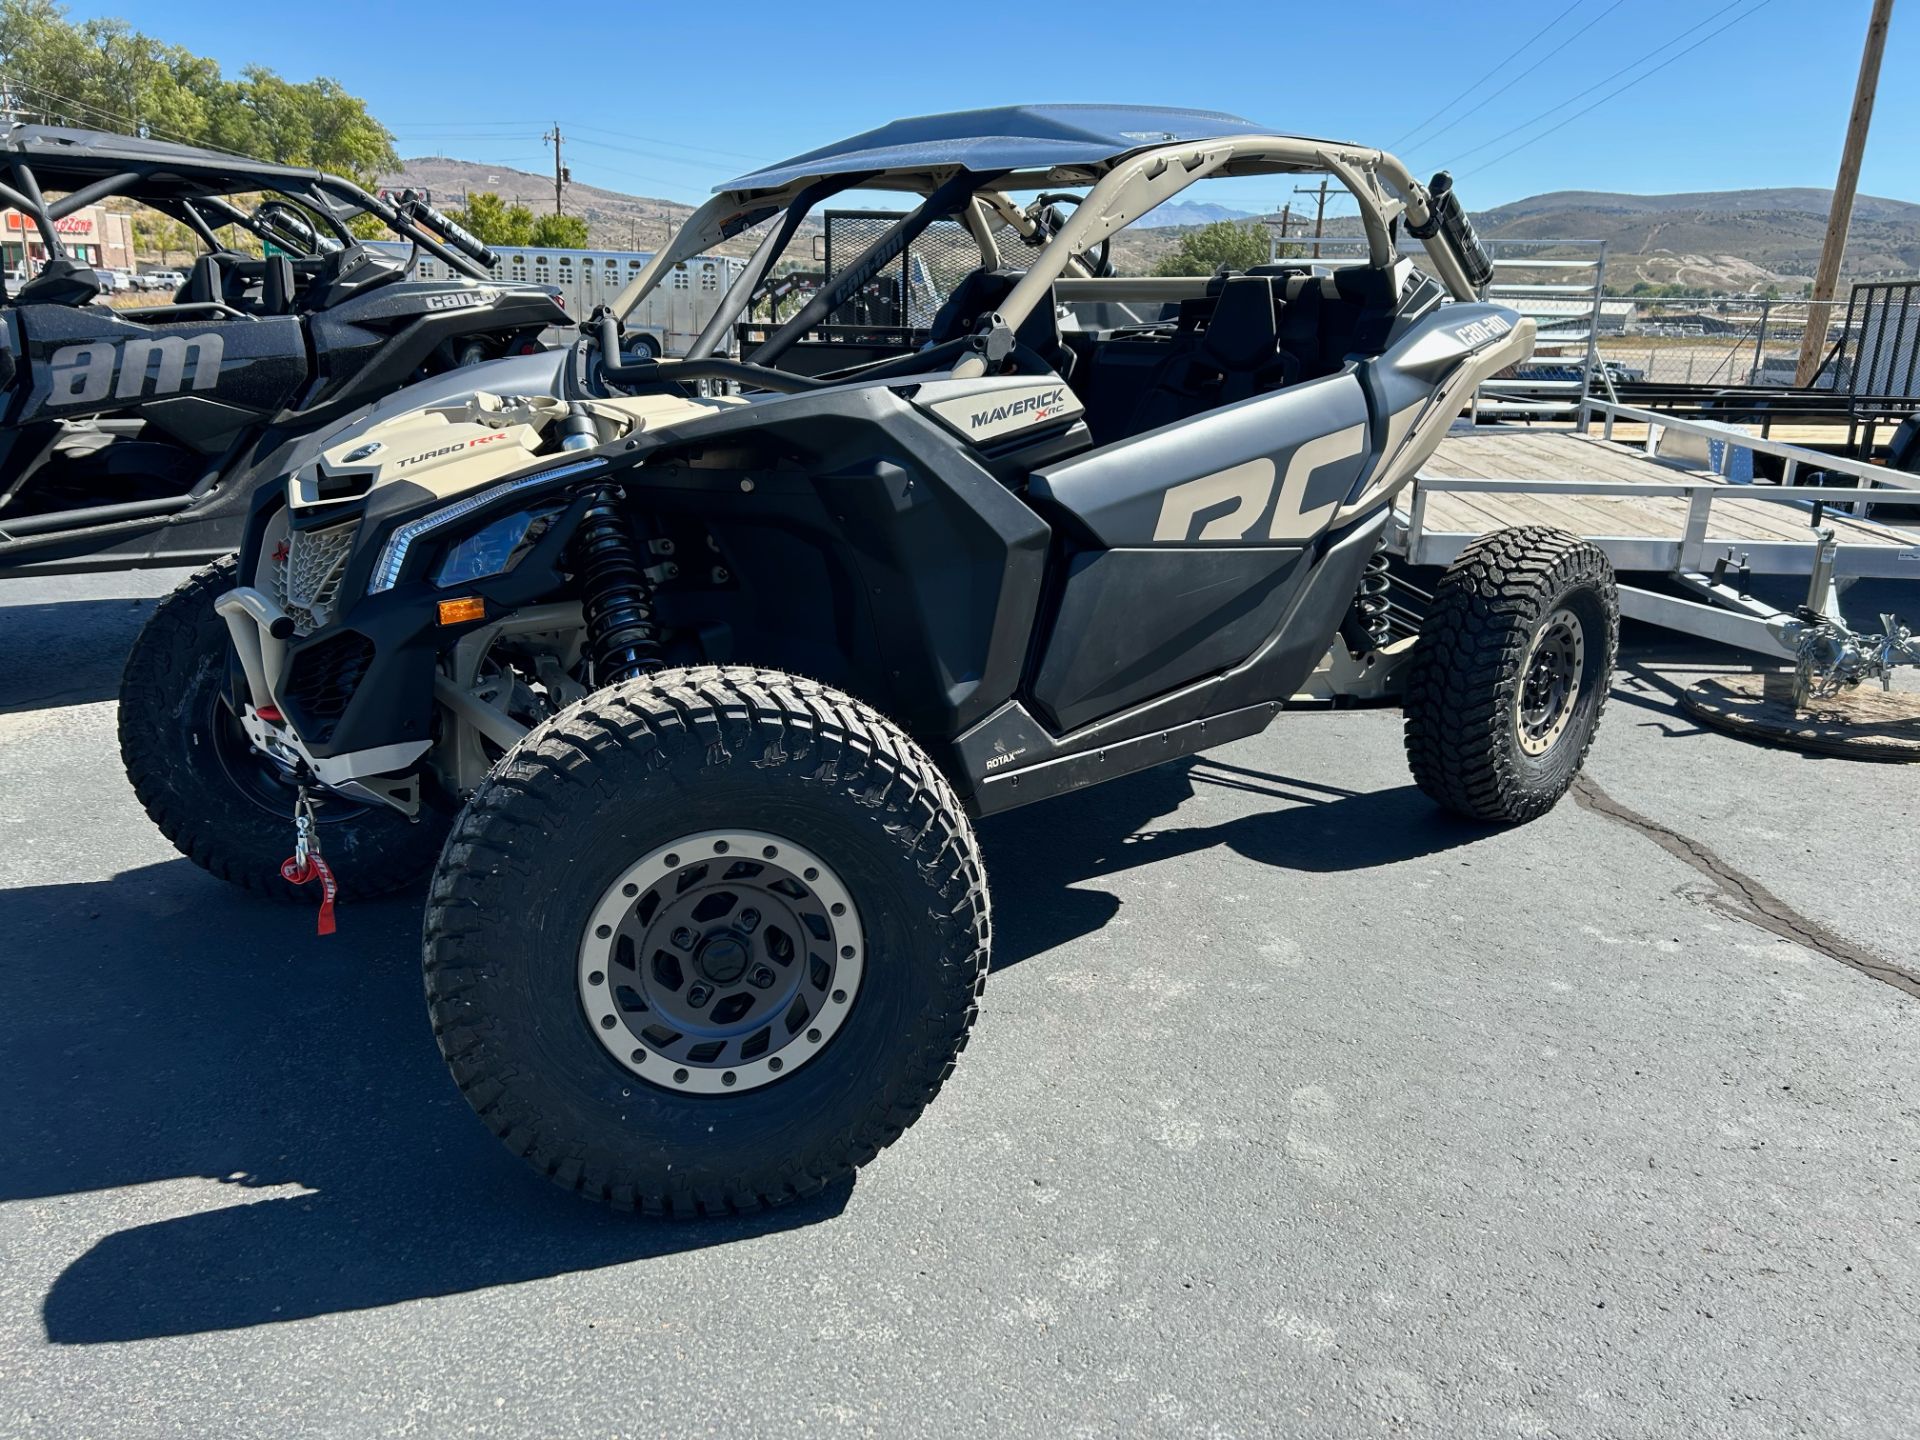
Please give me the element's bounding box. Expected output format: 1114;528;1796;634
215;584;431;791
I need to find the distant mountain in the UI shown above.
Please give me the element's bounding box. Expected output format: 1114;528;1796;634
1133;200;1260;229
386;160;1920;291
382;158;710;253
1471;188;1920;289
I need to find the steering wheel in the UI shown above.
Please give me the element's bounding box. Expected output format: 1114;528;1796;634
1030;193;1114;278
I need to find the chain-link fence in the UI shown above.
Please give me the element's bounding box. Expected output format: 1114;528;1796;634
819;210;1025;329
1592;297;1854;390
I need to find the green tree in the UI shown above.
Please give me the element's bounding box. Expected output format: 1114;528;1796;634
0;0;397;180
1151;221;1277;277
449;191;538;246
528;213;589;249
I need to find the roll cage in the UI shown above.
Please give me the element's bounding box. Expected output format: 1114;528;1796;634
606;107;1493;384
0;124;496;287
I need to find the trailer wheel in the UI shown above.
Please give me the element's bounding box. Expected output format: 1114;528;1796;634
118;558;445;899
423;666;991;1215
1402;527;1617;824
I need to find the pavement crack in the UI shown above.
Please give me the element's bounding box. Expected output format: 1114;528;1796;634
1571;774;1920;1000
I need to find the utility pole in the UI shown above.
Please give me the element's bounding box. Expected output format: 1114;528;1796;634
1267;202;1294;261
1795;0;1894;386
1294;177;1332;259
543;122;567;216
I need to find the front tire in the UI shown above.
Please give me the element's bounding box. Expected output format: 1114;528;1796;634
423;666;991;1215
1402;527;1617;824
118;557;445;899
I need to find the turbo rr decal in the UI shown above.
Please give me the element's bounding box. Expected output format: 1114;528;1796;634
1152;423;1369;543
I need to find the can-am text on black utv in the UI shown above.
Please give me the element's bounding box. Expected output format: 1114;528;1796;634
117;106;1618;1214
0;125;568;575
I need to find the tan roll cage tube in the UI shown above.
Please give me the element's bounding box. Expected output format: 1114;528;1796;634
605;136;1471;375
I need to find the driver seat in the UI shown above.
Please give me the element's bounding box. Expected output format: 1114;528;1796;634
924;268;1074;378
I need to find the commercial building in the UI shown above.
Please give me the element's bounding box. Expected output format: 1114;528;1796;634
1;204;136;272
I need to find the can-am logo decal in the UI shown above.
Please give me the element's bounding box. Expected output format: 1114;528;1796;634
1449;315;1511;348
971;387;1065;430
422;289;493;312
46;333;224;405
394;431;510;468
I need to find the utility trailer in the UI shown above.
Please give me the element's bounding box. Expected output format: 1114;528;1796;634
1398;400;1920;673
375;243;747;357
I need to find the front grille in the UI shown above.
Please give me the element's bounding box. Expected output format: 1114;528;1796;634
283;630;375;744
273;521;358;635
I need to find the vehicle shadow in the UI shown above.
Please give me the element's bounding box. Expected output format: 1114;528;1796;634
0;863;848;1345
0;595;156;714
981;755;1489;969
9;756;1477;1344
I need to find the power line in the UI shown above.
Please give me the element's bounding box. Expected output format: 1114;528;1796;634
564;123;771;165
1445;0;1757;168
0;71;258;159
1388;0;1591;151
1458;0;1777;176
1408;0;1630;161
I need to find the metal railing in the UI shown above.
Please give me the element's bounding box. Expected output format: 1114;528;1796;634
1402;400;1920;582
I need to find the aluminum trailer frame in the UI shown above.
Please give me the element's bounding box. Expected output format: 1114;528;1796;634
1402;400;1920;660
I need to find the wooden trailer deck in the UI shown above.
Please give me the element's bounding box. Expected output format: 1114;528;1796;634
1411;427;1920;579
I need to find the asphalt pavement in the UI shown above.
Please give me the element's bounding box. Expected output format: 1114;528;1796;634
2;567;1916;1439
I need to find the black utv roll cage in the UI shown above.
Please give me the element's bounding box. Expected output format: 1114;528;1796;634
0;124;497;288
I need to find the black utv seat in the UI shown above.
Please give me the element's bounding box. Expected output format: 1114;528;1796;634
1134;274;1295;432
177;254;225;307
925;268;1075;378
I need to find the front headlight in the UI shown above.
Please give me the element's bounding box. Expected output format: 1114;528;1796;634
431;503;566;587
365;458;601;593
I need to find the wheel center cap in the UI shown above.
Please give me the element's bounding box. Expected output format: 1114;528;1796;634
695;933;750;985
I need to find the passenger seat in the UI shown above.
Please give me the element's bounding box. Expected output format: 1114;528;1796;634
1133;275;1292;431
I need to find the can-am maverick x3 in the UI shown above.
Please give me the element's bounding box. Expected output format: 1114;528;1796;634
0;125;568;574
119;105;1617;1214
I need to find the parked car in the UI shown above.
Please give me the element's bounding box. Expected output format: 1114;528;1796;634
119;104;1619;1215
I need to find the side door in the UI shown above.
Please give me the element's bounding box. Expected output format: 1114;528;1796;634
1023;370;1375;734
10;303;308;445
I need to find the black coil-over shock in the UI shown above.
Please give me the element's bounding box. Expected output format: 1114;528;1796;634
1340;542;1395;655
572;486;663;685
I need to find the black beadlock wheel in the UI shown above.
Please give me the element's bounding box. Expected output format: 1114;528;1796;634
422;665;992;1216
117;557;446;900
1402;527;1618;824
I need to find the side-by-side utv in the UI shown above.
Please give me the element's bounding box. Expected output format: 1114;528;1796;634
0;125;568;574
116;105;1617;1214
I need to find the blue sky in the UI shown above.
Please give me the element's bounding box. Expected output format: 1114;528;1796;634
71;0;1918;212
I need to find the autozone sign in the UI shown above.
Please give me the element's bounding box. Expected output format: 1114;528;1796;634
4;211;94;236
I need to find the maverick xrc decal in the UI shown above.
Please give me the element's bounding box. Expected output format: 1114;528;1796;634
916;378;1087;445
46;332;224;406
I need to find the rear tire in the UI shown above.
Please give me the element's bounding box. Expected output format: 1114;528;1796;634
1402;527;1617;824
423;666;991;1215
118;557;445;900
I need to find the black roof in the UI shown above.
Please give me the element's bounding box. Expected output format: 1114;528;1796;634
721;104;1301;192
0;124;361;205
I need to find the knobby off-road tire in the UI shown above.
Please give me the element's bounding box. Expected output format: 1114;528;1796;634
423;666;992;1216
1403;527;1618;824
118;557;446;900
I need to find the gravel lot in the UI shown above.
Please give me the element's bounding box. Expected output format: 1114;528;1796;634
2;567;1916;1439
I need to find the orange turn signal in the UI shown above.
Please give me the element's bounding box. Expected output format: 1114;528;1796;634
437;596;486;626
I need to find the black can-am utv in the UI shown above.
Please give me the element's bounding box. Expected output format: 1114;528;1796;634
117;105;1618;1214
0;125;569;575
